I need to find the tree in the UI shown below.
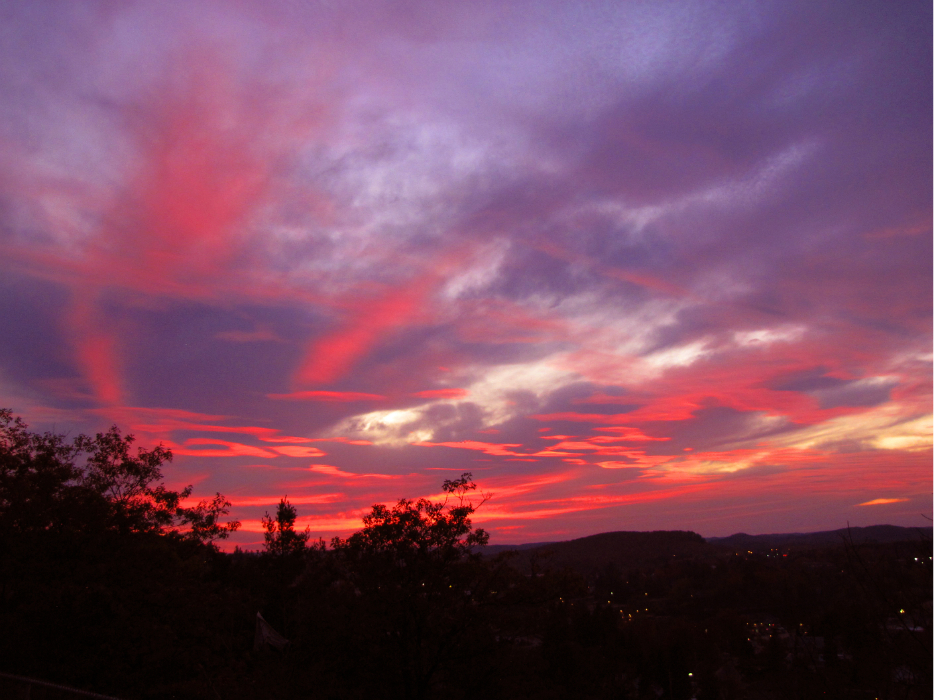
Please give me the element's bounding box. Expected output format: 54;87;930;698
327;474;492;700
262;496;310;556
0;408;240;543
330;472;490;564
0;409;244;695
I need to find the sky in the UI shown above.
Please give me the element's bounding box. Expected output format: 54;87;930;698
1;0;931;548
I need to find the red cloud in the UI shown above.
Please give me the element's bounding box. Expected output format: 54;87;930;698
228;494;345;507
75;331;123;406
271;446;327;458
296;283;429;385
65;296;124;407
416;440;526;457
572;392;634;405
267;390;387;402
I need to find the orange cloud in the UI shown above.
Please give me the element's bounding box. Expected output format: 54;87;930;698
597;461;640;470
857;497;909;506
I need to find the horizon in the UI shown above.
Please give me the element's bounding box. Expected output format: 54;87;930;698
1;0;930;548
226;521;930;553
489;521;934;545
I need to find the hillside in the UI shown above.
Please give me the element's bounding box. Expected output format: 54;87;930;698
491;529;710;575
706;524;931;550
486;524;930;575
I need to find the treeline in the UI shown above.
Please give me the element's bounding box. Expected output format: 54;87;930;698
1;411;930;699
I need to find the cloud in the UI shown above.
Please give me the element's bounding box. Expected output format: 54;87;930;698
215;326;284;343
308;464;398;480
171;438;279;459
270;445;327;458
857;498;909;506
417;440;527;457
268;391;387;402
766;407;933;453
296;283;431;385
411;388;468;399
812;377;898;410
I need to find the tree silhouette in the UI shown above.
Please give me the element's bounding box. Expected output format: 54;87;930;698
331;472;489;563
0;409;243;696
262;496;310;556
328;473;492;700
0;409;239;543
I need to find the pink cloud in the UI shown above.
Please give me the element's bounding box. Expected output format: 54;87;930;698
170;438;279;458
410;388;468;399
453;297;568;345
308;464;398;479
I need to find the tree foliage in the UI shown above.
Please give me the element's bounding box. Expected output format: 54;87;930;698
0;409;245;698
331;472;489;564
0;408;239;543
324;474;493;700
262;496;310;556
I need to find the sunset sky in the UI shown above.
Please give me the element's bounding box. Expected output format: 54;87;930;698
1;0;930;548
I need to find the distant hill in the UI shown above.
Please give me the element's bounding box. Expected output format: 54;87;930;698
484;525;930;575
482;541;558;556
706;524;931;550
488;530;709;575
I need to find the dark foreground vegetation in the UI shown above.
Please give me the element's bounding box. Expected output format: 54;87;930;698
1;411;930;700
